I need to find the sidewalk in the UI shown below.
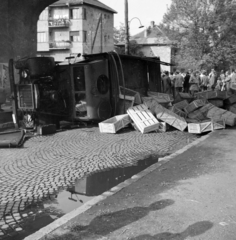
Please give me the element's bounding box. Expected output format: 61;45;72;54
28;128;236;240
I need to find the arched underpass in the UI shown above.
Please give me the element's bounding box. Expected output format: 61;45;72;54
0;0;57;63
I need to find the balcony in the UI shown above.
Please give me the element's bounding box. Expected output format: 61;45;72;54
49;41;72;50
48;18;70;28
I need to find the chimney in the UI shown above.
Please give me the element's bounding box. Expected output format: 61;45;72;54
150;21;155;28
144;27;148;37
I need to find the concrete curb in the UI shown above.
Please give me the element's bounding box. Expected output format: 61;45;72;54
24;133;211;240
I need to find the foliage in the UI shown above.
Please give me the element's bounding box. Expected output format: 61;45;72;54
113;23;144;57
160;0;236;72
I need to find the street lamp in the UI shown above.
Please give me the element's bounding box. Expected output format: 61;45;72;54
124;0;144;55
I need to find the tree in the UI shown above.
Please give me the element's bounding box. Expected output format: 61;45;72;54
114;23;144;57
160;0;236;71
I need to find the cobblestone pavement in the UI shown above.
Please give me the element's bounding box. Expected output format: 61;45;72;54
0;127;198;237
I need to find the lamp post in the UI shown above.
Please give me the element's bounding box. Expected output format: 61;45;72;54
124;0;144;55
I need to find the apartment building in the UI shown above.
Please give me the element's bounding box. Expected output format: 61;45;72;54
37;0;116;61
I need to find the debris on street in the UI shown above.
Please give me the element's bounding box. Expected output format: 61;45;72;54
99;89;236;135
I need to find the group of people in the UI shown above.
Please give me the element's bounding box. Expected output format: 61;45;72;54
161;68;236;98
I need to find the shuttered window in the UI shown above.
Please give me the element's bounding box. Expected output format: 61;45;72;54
37;32;47;42
70;31;80;42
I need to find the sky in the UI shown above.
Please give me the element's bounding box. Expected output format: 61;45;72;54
99;0;171;35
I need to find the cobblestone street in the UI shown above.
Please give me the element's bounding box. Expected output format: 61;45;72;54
0;127;197;238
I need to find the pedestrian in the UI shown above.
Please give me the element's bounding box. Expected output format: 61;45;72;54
162;71;172;94
189;70;200;96
200;70;209;91
169;72;175;97
174;70;184;97
220;70;225;81
230;68;236;94
223;70;231;92
215;78;222;91
183;71;190;93
208;69;217;90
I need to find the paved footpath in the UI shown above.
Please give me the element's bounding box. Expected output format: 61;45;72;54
35;128;236;240
0;127;197;238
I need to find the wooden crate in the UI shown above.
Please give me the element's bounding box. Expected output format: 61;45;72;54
99;114;131;133
188;119;225;134
225;94;236;105
199;103;215;116
175;92;194;103
155;106;187;131
187;109;206;121
173;100;189;110
229;106;236;114
184;99;207;114
221;111;236;126
127;104;160;134
158;122;170;132
195;90;229;100
119;86;142;104
208;99;223;108
147;91;174;103
169;105;187;118
206;107;227;119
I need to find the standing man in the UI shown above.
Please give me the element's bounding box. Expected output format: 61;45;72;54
174;70;184;97
208;69;217;90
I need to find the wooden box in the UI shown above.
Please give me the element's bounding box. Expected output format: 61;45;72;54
206;107;227;119
208;99;224;108
184;99;207;114
147;91;174;104
188;119;225;134
225;94;236;105
187;109;206;121
155;106;187;131
229;106;236;114
221;111;236;126
199;103;215;116
127;104;160;134
175;92;194;103
37;124;56;135
119;86;142;104
99;114;131;133
173;100;189;110
195;90;229;100
169;105;187;118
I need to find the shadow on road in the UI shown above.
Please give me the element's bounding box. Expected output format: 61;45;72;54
129;221;213;240
46;199;174;240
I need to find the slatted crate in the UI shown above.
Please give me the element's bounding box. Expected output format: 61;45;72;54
99;114;131;134
175;92;194;103
119;86;142;104
147;91;174;103
187;109;206;121
173;100;189;110
188;119;225;134
195;90;229;100
169;105;187;118
184;99;207;114
155;106;187;131
208;99;223;108
224;94;236;105
127;104;160;134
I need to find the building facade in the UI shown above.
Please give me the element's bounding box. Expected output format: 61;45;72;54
37;0;116;61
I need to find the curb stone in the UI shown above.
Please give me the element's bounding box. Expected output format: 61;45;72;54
24;133;211;240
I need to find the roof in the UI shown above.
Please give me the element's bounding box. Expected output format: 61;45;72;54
116;25;173;46
131;26;173;45
51;0;117;13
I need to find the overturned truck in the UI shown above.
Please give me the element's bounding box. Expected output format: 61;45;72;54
9;52;171;129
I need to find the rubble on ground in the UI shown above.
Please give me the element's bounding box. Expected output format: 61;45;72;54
99;88;236;134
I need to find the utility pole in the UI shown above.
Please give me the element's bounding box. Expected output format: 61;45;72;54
124;0;129;55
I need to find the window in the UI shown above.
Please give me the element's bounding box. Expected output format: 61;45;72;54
83;8;87;20
83;31;87;43
70;8;80;19
53;8;69;19
70;31;80;42
37;32;47;43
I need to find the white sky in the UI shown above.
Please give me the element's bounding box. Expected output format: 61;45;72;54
99;0;171;35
